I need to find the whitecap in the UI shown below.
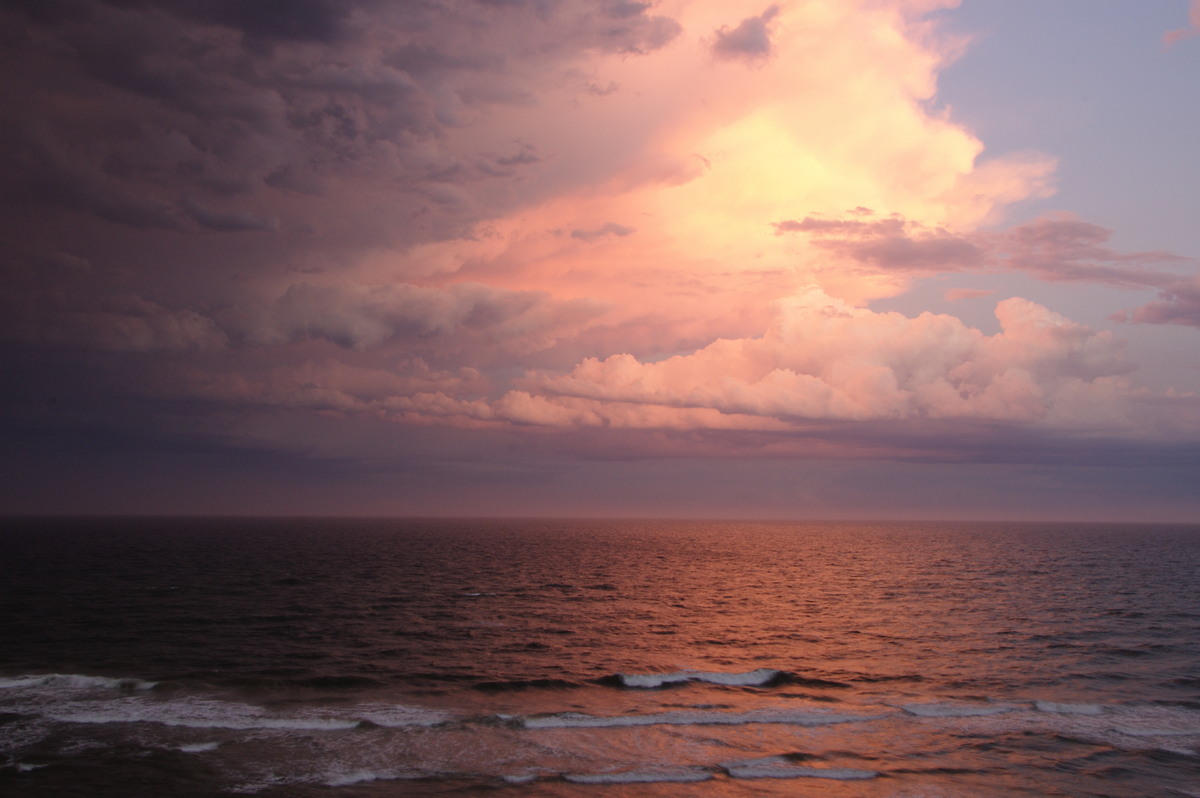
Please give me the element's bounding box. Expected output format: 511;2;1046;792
355;704;453;728
0;673;156;691
1113;726;1200;738
618;668;781;688
40;693;448;732
324;769;388;787
178;742;219;753
1035;701;1103;715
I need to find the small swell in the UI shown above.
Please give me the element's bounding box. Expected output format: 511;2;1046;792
473;678;581;693
521;708;882;729
298;675;385;690
1034;701;1103;715
901;703;1014;718
599;668;793;689
0;673;158;691
564;768;712;784
721;756;878;781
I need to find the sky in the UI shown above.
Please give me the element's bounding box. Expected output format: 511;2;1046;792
2;0;1199;521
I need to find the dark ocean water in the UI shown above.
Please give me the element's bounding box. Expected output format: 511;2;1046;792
1;518;1199;797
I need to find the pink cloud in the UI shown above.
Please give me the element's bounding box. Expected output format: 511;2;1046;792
946;288;995;301
775;210;1188;292
516;289;1134;429
4;0;1197;497
1164;0;1200;46
1126;276;1200;328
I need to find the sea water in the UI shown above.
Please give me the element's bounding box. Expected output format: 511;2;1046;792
1;517;1198;796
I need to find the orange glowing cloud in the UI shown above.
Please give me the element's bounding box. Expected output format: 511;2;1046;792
380;0;1055;315
219;0;1193;447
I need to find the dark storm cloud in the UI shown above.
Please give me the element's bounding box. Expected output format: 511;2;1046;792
253;281;584;351
570;222;635;242
774;212;1189;293
180;0;354;45
180;198;278;233
711;5;779;62
0;246;227;352
0;0;680;254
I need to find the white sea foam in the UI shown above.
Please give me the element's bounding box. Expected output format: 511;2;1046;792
617;668;781;688
324;769;388;787
10;683;450;733
1035;701;1103;715
901;703;1013;718
355;704;452;728
178;742;219;753
1113;726;1200;738
0;673;156;691
1161;747;1197;757
48;701;361;731
523;708;880;729
564;768;713;784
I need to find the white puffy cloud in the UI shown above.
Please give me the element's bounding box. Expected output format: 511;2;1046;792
519;288;1135;428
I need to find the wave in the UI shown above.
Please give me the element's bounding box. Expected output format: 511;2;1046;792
1;673;453;732
564;768;713;784
901;703;1014;718
1034;700;1103;715
0;673;157;691
721;756;877;780
1113;725;1200;738
603;668;788;689
521;707;882;729
472;678;581;692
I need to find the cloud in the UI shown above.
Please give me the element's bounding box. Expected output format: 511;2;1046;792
1124;277;1200;328
518;288;1135;429
570;222;635;242
0;0;681;253
241;280;607;355
946;288;995;301
711;5;780;62
1164;0;1200;46
177;358;489;416
775;210;1188;291
0;249;228;352
180;198;278;232
2;0;1198;516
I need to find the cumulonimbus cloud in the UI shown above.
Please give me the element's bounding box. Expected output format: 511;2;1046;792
2;0;1196;477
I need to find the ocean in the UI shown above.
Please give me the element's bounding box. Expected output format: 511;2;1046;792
1;517;1198;796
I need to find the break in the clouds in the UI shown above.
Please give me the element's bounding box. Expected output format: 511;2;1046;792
1;0;1198;518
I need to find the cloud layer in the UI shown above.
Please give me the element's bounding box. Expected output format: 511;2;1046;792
1;0;1198;516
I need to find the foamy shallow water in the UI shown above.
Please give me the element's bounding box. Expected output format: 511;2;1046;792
2;517;1199;796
